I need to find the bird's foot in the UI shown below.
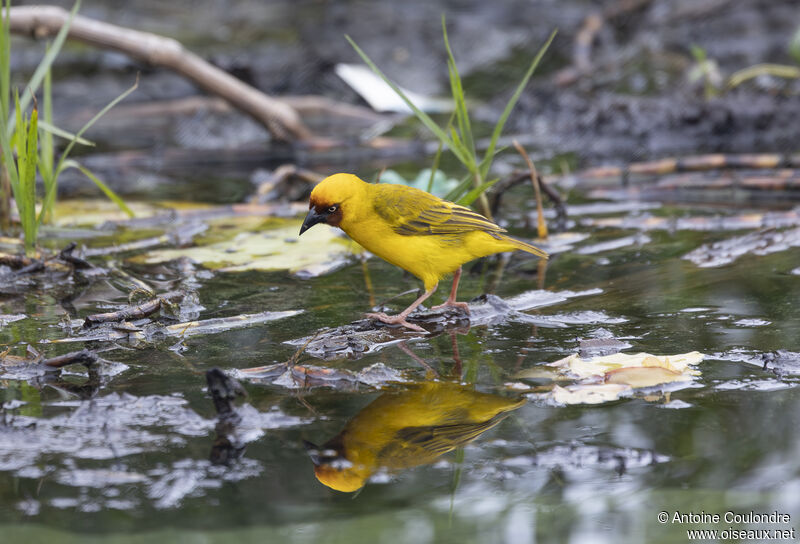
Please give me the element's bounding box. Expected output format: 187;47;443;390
431;300;471;315
365;312;427;333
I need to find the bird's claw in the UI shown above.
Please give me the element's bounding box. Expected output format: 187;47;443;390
431;300;471;315
365;312;427;333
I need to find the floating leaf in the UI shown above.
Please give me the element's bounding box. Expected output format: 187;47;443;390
551;351;704;379
136;218;359;277
51;199;174;227
546;351;705;405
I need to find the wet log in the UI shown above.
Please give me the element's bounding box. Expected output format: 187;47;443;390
567;153;800;184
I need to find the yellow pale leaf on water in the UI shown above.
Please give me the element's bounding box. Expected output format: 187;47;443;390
546;350;705;404
552;383;631;405
604;366;690;388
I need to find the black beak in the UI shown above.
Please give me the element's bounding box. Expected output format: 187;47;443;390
299;208;327;235
304;440;322;465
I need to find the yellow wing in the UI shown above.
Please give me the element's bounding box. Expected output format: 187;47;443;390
372;184;506;238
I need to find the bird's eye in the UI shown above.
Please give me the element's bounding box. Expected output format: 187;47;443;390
328;205;338;213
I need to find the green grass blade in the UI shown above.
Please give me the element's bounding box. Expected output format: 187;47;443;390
38;120;95;146
38;62;55;223
442;15;475;160
22;106;38;252
41;58;54;174
426;140;444;193
0;113;18;196
13;91;25;186
44;74;138;221
0;0;10;123
443;173;473;202
457;177;499;206
62;159;134;218
345;35;472;167
479;29;556;180
15;0;81;125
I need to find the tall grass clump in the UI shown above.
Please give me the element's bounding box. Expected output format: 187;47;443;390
0;0;135;255
347;16;556;219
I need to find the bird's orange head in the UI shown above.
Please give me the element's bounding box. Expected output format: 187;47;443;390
299;173;366;235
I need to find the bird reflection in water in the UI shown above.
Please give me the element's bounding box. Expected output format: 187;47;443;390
305;381;525;492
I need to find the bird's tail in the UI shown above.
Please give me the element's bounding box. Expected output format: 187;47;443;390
501;235;549;259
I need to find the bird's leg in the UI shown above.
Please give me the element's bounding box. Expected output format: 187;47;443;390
431;267;470;314
366;286;437;333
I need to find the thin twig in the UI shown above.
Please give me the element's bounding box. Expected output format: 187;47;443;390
513;139;548;239
13;259;45;276
288;330;321;367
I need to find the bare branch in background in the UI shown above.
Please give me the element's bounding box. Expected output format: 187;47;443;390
7;5;312;141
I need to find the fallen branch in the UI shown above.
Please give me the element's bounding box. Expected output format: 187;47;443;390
42;348;98;368
83;290;184;327
58;242;94;269
12;260;45;276
54;308;303;344
99;95;384;125
249;164;324;204
0;253;34;269
8;5;311;141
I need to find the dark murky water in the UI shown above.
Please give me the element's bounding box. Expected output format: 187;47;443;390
2;187;799;543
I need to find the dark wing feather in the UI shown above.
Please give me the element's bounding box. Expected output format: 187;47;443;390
378;415;510;462
373;184;505;237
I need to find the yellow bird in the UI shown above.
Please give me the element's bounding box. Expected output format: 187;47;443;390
300;173;548;331
305;381;526;492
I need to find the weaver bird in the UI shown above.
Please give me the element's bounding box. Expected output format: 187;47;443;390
305;381;525;492
300;173;548;332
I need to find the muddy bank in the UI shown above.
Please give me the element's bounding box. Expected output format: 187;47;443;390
507;0;800;161
512;89;800;162
7;0;800;196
